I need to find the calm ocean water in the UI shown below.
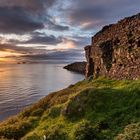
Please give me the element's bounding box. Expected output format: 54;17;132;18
0;62;84;121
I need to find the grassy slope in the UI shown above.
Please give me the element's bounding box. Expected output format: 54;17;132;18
0;77;140;140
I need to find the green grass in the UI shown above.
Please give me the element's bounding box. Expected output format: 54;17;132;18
0;77;140;140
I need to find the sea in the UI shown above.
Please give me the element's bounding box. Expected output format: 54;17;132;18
0;60;84;121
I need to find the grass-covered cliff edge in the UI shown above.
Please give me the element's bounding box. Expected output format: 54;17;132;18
0;77;140;140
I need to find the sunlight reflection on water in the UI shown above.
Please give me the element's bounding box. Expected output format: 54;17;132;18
0;63;84;121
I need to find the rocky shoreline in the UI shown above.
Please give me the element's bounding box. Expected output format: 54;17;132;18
63;62;86;74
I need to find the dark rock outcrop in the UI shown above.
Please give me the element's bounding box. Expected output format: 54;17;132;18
85;13;140;80
64;62;86;74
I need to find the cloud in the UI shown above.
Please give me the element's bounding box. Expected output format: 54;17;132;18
71;36;91;47
46;49;85;60
0;42;85;61
0;0;59;34
0;0;140;59
43;15;70;31
67;0;140;30
8;32;63;45
61;36;90;49
22;49;85;61
0;7;44;34
0;0;56;13
0;0;69;34
23;34;63;45
0;43;48;55
7;33;89;48
45;20;69;31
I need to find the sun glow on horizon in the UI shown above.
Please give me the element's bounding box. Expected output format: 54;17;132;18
0;51;22;57
0;51;23;58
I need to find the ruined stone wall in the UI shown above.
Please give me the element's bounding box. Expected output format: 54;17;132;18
85;13;140;79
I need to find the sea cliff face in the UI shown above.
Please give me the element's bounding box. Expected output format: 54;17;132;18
85;13;140;79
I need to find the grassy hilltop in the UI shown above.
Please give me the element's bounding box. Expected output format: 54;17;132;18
0;77;140;140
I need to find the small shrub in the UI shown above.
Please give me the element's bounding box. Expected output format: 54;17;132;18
115;122;140;140
73;120;102;140
31;108;44;116
45;125;67;140
0;137;14;140
48;107;61;118
21;133;42;140
0;119;32;140
95;120;109;131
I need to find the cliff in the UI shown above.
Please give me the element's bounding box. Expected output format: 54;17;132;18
64;62;86;74
85;13;140;79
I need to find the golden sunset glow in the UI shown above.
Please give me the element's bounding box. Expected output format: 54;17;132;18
0;57;14;63
0;51;22;57
0;51;24;63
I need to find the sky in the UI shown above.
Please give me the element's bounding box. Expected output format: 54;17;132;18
0;0;139;60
